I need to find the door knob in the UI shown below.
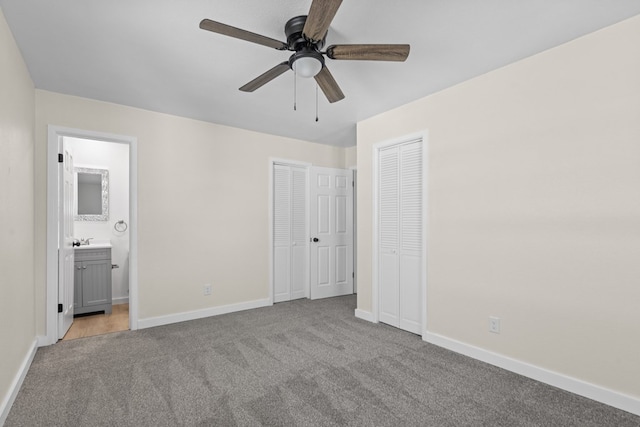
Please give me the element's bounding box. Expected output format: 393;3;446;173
312;237;319;242
72;240;80;247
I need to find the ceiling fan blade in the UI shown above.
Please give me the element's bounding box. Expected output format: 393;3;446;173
303;0;343;42
314;66;345;103
200;19;288;50
326;44;410;61
239;62;291;92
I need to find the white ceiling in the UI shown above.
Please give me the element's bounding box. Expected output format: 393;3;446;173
2;1;640;147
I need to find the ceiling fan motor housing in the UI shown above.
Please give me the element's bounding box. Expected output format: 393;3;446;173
285;15;326;50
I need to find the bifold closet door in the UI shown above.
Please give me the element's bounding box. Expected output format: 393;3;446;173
378;140;423;335
274;165;308;303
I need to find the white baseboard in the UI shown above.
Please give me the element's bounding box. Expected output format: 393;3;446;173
36;335;50;347
0;338;38;425
354;308;375;323
424;332;640;417
137;298;272;329
112;296;129;305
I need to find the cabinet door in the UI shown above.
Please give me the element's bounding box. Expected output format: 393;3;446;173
74;261;83;309
82;260;111;307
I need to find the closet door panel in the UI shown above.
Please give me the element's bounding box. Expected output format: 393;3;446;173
399;141;423;333
379;251;399;326
399;254;422;334
379;149;399;251
273;165;292;303
273;247;291;303
291;246;306;298
400;142;423;254
291;167;308;300
378;147;400;327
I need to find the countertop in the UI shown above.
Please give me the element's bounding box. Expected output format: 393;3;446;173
75;240;112;250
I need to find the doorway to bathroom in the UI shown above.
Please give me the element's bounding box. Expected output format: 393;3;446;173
45;126;138;345
63;137;130;340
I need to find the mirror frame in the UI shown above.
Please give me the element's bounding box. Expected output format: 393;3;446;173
75;167;109;221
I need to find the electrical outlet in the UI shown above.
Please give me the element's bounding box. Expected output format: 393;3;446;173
203;284;212;296
489;316;501;334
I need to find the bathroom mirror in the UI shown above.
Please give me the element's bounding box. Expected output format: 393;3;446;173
75;167;109;221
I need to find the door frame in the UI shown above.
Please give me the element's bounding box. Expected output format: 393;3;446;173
268;158;311;304
372;130;429;337
350;166;357;293
45;125;138;345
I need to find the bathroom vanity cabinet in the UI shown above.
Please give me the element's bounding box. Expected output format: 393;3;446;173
74;248;112;315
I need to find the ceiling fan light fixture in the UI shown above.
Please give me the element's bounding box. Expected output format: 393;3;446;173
293;56;322;78
290;49;324;78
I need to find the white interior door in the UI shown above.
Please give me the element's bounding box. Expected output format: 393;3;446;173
377;139;424;335
310;167;353;299
58;146;75;339
273;164;308;303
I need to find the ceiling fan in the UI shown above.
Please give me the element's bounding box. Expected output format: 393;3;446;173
199;0;410;103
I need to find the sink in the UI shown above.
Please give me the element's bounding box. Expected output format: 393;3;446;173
75;240;112;250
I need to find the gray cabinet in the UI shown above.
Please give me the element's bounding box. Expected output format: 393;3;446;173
74;248;112;315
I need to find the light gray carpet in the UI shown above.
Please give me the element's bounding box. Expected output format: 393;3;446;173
6;295;639;426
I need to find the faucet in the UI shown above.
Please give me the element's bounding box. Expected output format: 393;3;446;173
80;237;94;245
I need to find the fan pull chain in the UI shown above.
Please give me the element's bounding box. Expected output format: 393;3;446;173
293;68;297;111
315;83;319;122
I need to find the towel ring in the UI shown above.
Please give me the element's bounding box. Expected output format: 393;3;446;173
114;220;128;232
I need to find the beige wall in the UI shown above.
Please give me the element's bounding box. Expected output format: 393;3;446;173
344;146;357;168
357;15;640;398
0;7;35;415
34;90;347;327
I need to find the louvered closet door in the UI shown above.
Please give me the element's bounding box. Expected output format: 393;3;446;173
290;167;307;300
398;141;423;334
273;165;292;303
273;165;308;303
378;139;423;335
378;148;400;326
